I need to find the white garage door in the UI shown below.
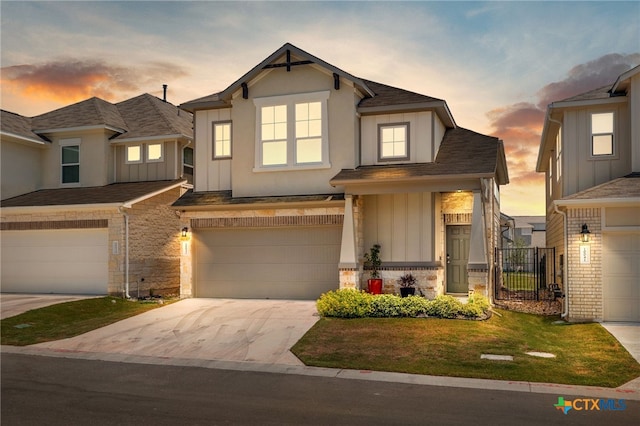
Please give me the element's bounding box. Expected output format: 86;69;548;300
602;232;640;322
195;226;341;299
1;229;108;294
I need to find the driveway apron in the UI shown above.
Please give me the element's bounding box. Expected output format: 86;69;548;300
32;299;319;366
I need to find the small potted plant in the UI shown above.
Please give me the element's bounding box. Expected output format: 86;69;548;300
364;244;383;294
398;273;416;297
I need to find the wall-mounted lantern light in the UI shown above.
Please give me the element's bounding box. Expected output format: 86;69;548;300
580;223;591;243
182;227;189;238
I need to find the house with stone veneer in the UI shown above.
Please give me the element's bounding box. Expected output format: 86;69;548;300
1;94;193;296
537;64;640;322
175;43;509;300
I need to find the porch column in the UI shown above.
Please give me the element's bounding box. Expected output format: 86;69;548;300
468;190;489;295
339;195;359;289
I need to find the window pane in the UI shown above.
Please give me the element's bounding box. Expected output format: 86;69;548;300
296;138;322;164
148;144;162;161
308;102;321;119
381;127;394;143
62;165;79;183
380;124;408;158
296;121;309;138
593;135;613;155
274;105;287;122
274;122;287;140
592;112;613;134
184;147;194;166
296;103;309;121
262;140;287;166
62;145;79;164
127;146;141;162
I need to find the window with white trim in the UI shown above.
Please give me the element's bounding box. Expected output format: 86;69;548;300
548;157;553;197
591;112;614;156
213;122;232;159
61;141;80;184
147;143;163;162
126;145;142;164
555;129;562;181
254;91;329;170
379;123;409;161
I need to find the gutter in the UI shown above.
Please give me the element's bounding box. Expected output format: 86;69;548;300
553;203;569;318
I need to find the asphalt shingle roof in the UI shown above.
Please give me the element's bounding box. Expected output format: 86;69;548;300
563;174;640;200
330;127;505;184
1;180;186;207
358;79;444;108
173;191;344;208
32;97;128;131
114;94;193;140
0;110;43;142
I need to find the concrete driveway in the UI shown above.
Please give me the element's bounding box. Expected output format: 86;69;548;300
32;298;319;366
1;294;99;319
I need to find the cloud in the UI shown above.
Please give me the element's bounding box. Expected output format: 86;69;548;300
1;59;188;104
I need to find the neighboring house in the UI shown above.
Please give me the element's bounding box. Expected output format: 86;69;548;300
537;64;640;322
1;94;194;296
504;215;546;248
176;43;509;300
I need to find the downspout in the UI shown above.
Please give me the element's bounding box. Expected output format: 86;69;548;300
554;204;568;318
118;206;131;299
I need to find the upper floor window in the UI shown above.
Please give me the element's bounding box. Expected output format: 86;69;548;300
591;112;614;156
548;157;553;197
126;145;142;164
147;143;163;162
213;122;232;159
183;146;194;183
555;129;562;181
254;91;329;170
379;123;409;161
60;139;80;184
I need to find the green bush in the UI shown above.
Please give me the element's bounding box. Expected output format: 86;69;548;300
316;290;489;319
316;289;372;318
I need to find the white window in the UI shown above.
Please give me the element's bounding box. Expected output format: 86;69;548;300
254;91;330;170
213;122;232;159
147;143;163;162
61;139;80;184
591;112;614;156
548;157;553;197
555;129;562;181
126;145;142;164
379;123;409;160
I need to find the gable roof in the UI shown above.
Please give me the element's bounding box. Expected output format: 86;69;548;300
180;43;455;126
0;110;47;144
330;127;508;186
0;180;186;208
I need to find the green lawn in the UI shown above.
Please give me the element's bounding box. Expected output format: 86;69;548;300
291;309;640;388
1;297;169;346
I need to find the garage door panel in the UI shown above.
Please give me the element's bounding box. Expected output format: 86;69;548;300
603;233;640;322
1;229;108;294
195;226;341;300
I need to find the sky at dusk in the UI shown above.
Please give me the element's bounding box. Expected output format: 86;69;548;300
1;1;639;216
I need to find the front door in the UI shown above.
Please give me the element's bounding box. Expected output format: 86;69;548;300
446;225;470;294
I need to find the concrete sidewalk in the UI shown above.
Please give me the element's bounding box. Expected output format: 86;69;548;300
602;322;640;363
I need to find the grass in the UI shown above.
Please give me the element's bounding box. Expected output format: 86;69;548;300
1;297;169;346
291;309;640;388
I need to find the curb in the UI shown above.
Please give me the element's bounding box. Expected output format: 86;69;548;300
3;345;639;401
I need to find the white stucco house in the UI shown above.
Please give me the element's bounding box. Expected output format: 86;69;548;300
537;64;640;322
1;94;194;296
175;43;509;300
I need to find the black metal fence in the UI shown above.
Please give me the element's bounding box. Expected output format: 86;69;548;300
494;247;556;301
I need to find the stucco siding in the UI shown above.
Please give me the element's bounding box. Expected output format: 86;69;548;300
1;141;42;199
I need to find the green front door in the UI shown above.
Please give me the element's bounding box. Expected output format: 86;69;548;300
446;225;470;294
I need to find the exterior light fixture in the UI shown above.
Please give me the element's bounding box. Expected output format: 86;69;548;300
182;227;189;238
580;223;591;243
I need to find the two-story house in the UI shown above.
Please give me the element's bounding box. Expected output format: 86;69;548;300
537;65;640;322
1;93;193;296
175;43;509;301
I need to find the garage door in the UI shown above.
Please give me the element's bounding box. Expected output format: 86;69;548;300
1;229;108;294
195;226;341;299
602;232;640;322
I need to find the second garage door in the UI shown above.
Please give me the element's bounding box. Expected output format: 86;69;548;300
602;232;640;322
195;225;341;299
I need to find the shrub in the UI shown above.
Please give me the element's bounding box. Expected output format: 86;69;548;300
460;302;484;318
369;294;402;317
399;295;430;317
316;290;371;318
426;295;464;319
467;294;490;311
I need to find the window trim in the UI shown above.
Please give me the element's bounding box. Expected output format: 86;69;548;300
378;122;410;162
253;91;330;172
60;138;81;185
146;142;164;163
126;144;143;164
212;121;233;160
590;111;615;158
555;128;562;182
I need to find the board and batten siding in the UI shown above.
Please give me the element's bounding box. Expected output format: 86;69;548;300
115;141;178;182
363;192;435;262
561;103;631;197
194;108;232;192
360;112;434;165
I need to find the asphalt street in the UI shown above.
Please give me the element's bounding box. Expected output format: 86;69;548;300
2;353;638;426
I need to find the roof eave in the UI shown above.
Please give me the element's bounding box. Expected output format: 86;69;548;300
611;64;640;93
33;124;126;135
111;134;192;144
554;197;640;208
358;101;456;128
179;99;228;113
330;172;493;187
121;180;188;208
0;131;48;146
0;203;123;214
176;198;344;212
549;96;627;109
